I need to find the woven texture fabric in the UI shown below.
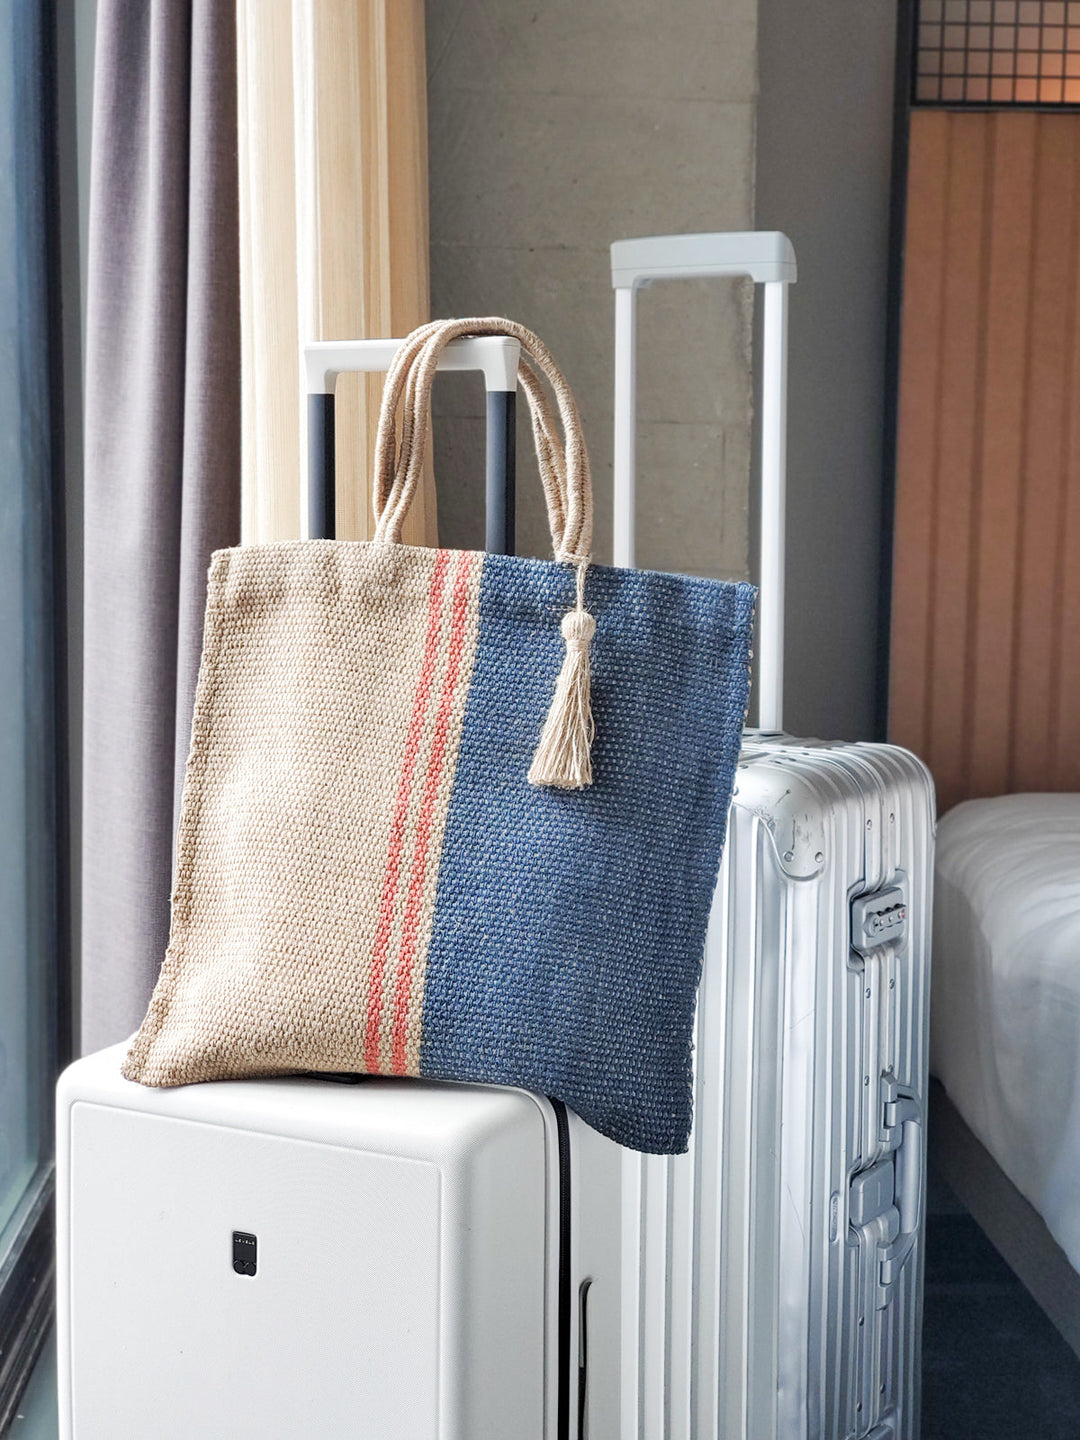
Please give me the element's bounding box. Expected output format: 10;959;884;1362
123;316;755;1154
421;556;755;1151
123;538;753;1152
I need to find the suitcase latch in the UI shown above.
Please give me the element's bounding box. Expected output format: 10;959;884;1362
853;1084;922;1308
880;1072;920;1153
849;1100;921;1312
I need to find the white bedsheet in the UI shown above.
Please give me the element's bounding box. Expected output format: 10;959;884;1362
932;793;1080;1271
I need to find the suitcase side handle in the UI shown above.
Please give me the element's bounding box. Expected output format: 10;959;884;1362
302;336;521;553
611;231;795;732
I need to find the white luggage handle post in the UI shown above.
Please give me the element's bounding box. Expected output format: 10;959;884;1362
303;336;521;549
611;232;796;732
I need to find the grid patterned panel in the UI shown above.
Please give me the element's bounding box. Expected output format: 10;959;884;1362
916;0;1080;105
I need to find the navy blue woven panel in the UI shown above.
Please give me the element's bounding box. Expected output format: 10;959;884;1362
419;555;755;1153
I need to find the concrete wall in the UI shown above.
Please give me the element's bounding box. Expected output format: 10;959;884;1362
425;0;758;578
755;0;897;741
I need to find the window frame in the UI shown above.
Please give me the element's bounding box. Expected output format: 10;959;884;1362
0;0;74;1425
913;0;1080;108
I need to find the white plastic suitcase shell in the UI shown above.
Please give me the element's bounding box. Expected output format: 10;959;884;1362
55;1043;621;1440
611;234;935;1440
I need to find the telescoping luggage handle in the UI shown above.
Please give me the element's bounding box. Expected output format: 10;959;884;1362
304;336;521;552
611;231;796;732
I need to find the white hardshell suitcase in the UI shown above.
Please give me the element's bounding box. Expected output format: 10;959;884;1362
611;234;935;1440
56;336;624;1440
56;1043;621;1440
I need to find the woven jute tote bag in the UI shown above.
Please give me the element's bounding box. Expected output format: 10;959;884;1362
124;318;755;1154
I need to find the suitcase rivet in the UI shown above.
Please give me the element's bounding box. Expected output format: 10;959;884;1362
865;988;871;999
864;1076;870;1086
784;850;794;862
815;851;823;863
866;819;873;830
889;979;896;990
890;812;895;824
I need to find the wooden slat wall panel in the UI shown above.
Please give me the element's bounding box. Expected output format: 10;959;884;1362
967;116;1035;800
890;110;1080;812
1014;118;1078;791
890;113;949;762
925;116;987;811
1058;190;1080;792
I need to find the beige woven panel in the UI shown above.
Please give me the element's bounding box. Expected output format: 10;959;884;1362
124;542;481;1085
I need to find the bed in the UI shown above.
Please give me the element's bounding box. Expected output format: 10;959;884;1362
931;792;1080;1353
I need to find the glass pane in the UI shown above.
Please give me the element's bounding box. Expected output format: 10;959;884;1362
0;0;58;1252
918;0;1080;104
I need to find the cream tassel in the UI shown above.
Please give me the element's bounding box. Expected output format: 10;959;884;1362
529;566;596;790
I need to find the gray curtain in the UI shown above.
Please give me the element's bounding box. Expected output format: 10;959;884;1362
82;0;240;1053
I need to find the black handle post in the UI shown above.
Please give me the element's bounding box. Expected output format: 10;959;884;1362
309;369;514;552
485;389;516;556
308;392;336;541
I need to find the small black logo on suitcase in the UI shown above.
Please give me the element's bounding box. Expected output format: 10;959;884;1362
232;1231;257;1276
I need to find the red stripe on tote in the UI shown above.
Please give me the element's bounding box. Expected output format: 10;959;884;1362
364;549;452;1073
390;549;475;1075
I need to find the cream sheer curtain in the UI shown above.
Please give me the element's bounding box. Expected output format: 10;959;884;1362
237;0;436;545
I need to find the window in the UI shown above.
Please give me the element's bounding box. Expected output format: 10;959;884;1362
0;0;70;1425
915;0;1080;105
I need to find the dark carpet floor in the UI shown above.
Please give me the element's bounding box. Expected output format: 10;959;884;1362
922;1172;1080;1439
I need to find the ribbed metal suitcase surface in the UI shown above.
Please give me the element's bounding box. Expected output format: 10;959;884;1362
620;736;935;1440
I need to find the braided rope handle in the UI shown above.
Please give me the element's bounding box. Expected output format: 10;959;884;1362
371;318;593;567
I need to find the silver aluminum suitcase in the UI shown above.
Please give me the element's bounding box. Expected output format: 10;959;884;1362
611;234;935;1440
